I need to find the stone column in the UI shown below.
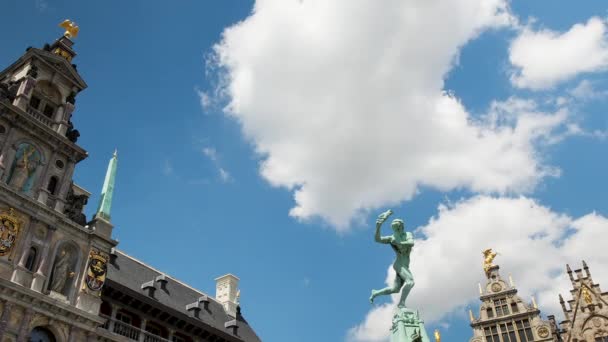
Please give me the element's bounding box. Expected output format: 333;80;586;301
56;102;74;136
16;308;34;342
0;123;16;180
86;331;98;342
54;158;75;213
1;142;17;184
11;218;38;286
68;325;84;342
36;149;57;205
107;303;120;333
16;218;38;267
13;77;36;111
31;225;56;292
0;300;14;338
139;319;148;342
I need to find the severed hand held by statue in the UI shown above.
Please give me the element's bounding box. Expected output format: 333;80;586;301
376;209;393;225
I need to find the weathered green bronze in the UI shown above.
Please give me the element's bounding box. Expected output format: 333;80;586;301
370;210;432;342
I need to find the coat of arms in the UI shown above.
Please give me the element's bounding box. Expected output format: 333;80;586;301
84;249;108;292
0;208;21;257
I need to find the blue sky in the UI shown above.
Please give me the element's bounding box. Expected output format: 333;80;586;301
2;1;608;342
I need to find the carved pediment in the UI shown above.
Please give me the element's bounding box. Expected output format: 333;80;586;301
30;49;87;89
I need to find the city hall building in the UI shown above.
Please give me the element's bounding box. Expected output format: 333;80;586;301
0;23;261;342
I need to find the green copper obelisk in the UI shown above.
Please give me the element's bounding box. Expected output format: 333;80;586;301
95;150;118;221
370;210;432;342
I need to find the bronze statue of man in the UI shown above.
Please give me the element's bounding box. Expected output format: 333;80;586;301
370;210;415;308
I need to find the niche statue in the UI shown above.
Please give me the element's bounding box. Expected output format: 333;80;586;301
49;249;75;295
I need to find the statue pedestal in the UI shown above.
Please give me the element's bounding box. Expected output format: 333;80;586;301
390;307;431;342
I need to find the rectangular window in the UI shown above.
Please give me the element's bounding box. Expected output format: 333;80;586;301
116;312;132;325
494;298;509;317
486;308;494;318
484;326;500;342
42;104;55;118
511;302;519;313
516;319;534;342
30;96;41;110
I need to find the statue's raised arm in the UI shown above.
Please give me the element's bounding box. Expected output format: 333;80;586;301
374;209;393;244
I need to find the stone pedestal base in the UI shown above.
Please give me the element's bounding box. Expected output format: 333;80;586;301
390;307;431;342
31;272;46;292
49;290;69;303
11;267;33;288
76;292;101;315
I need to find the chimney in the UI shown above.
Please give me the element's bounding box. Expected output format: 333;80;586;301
215;274;240;317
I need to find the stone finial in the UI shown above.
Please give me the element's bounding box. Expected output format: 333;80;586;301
566;264;575;284
582;260;592;278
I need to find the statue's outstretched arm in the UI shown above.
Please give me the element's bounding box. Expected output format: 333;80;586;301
374;209;393;244
374;221;392;244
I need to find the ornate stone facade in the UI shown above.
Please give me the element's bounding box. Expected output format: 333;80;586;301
469;263;554;342
0;32;114;342
555;262;608;342
0;25;261;342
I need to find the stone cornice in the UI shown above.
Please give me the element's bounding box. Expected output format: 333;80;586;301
0;101;87;162
0;183;117;247
470;309;543;327
0;278;103;331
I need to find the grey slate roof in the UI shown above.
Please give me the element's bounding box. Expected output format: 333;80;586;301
106;250;262;342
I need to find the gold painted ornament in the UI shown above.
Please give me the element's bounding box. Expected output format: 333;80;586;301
84;249;108;292
0;208;21;257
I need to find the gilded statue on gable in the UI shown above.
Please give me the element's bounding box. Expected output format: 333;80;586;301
483;248;498;275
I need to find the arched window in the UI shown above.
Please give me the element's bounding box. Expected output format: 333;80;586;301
29;326;56;342
24;246;37;271
47;176;58;195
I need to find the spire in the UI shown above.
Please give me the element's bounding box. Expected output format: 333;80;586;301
566;264;575;285
582;260;592;278
95;150;118;221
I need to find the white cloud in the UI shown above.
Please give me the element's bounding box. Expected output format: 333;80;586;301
510;17;608;90
347;196;608;342
570;79;608;101
203;147;233;183
202;147;218;162
196;87;212;111
207;0;579;230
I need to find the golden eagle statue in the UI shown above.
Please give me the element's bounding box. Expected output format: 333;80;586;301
59;19;79;39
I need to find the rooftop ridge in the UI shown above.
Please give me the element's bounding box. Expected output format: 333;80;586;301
116;249;221;305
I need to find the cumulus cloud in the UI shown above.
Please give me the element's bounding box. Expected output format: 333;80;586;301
206;0;579;230
348;196;608;342
510;17;608;90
